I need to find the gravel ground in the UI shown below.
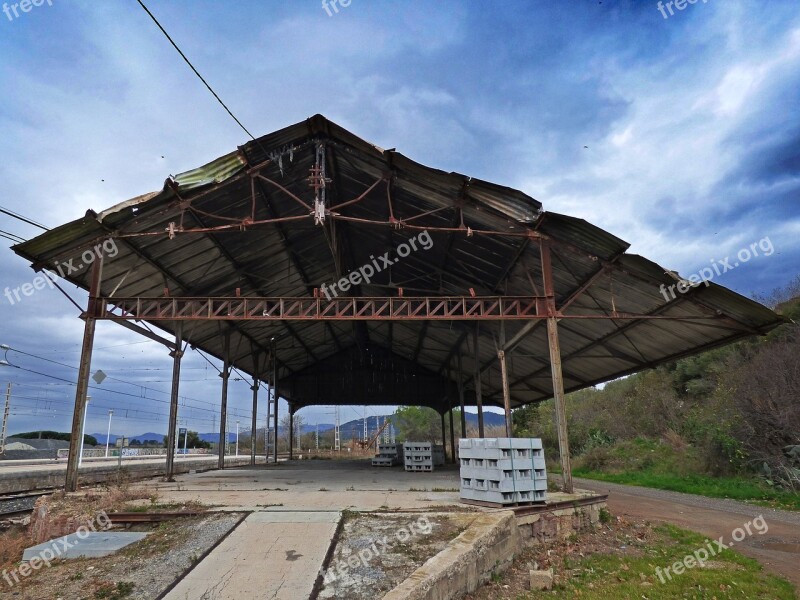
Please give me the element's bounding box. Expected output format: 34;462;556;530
0;512;245;600
576;478;800;526
319;512;470;600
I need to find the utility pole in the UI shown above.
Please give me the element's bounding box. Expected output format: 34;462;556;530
236;420;240;457
0;383;11;455
104;410;113;458
315;423;319;450
334;406;340;451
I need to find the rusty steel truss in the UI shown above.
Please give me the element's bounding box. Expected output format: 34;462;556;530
95;295;727;322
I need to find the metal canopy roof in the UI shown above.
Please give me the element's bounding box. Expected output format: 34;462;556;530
13;114;786;414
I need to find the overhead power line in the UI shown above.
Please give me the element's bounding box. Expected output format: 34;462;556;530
0;206;49;231
135;0;256;140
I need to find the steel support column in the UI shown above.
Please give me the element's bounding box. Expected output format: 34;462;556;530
272;344;279;464
457;354;466;438
250;361;259;466
542;242;573;493
498;349;512;437
474;325;484;437
265;376;271;462
448;404;456;464
65;256;103;492
218;332;231;469
440;412;446;457
165;323;184;481
288;408;294;460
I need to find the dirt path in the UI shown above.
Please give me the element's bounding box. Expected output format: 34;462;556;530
576;478;800;588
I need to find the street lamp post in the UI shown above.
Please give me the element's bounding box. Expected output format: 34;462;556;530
104;410;113;458
78;396;90;467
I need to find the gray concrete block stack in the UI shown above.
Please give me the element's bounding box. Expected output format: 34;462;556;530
459;438;547;505
403;441;445;472
371;443;404;467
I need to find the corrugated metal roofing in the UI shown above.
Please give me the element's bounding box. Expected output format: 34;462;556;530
12;114;787;413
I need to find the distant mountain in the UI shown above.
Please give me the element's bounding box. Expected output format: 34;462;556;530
90;412;506;446
468;412;507;427
92;432;236;445
197;432;237;444
91;432;164;444
90;433;118;445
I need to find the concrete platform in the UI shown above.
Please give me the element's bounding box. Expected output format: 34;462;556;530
153;458;465;512
164;511;339;600
147;459;602;600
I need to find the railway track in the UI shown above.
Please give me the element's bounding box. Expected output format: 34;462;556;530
0;491;51;518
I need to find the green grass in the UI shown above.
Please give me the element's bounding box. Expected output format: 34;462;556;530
574;468;800;511
571;437;800;511
518;524;795;599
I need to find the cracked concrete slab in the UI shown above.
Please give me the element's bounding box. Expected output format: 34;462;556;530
164;511;340;600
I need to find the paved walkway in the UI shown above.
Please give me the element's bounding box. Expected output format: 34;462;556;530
165;511;340;600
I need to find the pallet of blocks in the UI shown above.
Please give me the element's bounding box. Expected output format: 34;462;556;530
372;443;404;467
403;441;445;472
459;438;547;506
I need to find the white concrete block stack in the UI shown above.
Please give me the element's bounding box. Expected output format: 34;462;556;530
371;443;404;467
459;438;547;505
403;441;445;472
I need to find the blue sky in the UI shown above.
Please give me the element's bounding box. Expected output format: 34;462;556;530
0;0;798;438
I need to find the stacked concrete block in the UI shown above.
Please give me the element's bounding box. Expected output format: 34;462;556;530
372;443;404;467
459;438;547;505
403;441;445;472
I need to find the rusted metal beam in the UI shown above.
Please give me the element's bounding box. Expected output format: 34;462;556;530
474;324;484;437
252;173;343;352
457;353;466;438
99;296;551;321
218;331;231;470
289;407;294;460
165;323;183;481
272;341;279;464
498;349;512;437
448;402;456;464
65;256;103;492
99;295;727;323
250;349;260;466
542;242;573;494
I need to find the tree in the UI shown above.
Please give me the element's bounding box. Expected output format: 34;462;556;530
182;430;211;449
279;414;305;450
393;406;441;442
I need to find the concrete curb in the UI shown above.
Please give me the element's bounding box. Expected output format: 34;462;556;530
383;510;519;600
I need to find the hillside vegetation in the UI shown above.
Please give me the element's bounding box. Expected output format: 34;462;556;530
514;276;800;508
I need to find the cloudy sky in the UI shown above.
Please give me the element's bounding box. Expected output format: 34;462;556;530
0;0;797;439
